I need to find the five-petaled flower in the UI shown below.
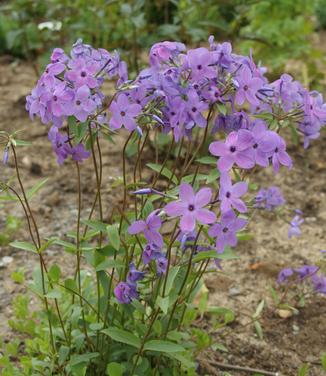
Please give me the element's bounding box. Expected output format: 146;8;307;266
164;183;216;233
128;210;163;247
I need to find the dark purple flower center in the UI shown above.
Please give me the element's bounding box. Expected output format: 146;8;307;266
230;146;236;153
197;64;202;70
188;204;195;211
244;85;249;91
171;111;176;116
310;105;313;110
275;147;279;152
120;111;126;117
253;143;258;149
80;71;87;77
76;100;81;106
53;95;58;102
226;191;231;198
222;227;229;233
192;107;197;113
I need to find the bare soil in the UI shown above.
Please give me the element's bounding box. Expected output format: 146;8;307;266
0;58;325;376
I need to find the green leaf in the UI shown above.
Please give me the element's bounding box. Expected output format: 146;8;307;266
165;266;180;295
144;340;185;353
253;300;265;319
48;264;61;282
107;224;120;251
321;352;326;370
192;248;237;263
26;178;48;200
14;139;31;147
9;241;37;253
82;220;107;232
69;352;99;366
156;296;170;314
95;259;125;272
101;328;140;348
146;163;178;184
106;362;125;376
195;156;217;165
254;321;263;340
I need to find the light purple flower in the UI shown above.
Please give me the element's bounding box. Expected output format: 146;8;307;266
127;263;145;283
142;243;161;265
114;282;138;304
156;256;167;275
254;186;285;210
186;47;216;81
311;274;326;294
48;126;71;165
209;129;254;171
165;183;216;233
3;147;9;165
271;135;292;173
150;41;185;66
71;144;91;162
72;85;97;122
295;265;318;279
235;65;263;106
250;122;278;167
288;215;304;239
109;94;142;131
65;58;99;88
208;210;247;253
277;268;294;284
219;172;248;213
128;210;163;247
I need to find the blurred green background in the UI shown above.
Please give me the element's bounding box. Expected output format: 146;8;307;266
1;0;326;87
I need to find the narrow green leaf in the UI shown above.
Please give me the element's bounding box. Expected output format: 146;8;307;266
143;340;185;353
147;163;178;184
26;178;48;200
192;248;237;263
165;266;180;295
156;296;170;314
9;241;37;253
101;328;140;348
107;224;120;251
195;156;217;165
95;259;125;271
69;352;99;366
106;362;125;376
82;220;107;232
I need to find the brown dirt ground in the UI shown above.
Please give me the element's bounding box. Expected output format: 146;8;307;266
0;58;325;376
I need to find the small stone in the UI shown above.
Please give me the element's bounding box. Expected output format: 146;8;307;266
277;309;293;319
0;256;14;268
228;287;241;296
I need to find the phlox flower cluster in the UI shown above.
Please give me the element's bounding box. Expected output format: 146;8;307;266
278;265;326;295
25;38;326;305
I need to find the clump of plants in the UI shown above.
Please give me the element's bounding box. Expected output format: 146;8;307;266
0;36;325;375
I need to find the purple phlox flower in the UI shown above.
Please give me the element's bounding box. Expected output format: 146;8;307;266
288;214;304;239
128;210;163;247
250;121;278;167
65;57;100;88
142;243;161;265
219;172;248;213
184;88;208;128
129;86;150;107
299;117;322;149
277;268;294;284
3;146;9;165
271;74;302;110
109;94;141;131
303;91;326;124
254;186;285;210
156;255;168;275
51;48;68;64
271;134;292;173
295;265;319;279
127;263;145;283
311;273;326;294
150;41;186;66
71;143;91;162
209;129;255;171
164;183;216;233
48;126;71;165
235;65;263;106
41;82;74;118
114;281;138;304
72;85;97;122
213;112;249;135
213;42;233;68
40;62;66;87
186;47;216;81
208;210;247;253
117;60;128;86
